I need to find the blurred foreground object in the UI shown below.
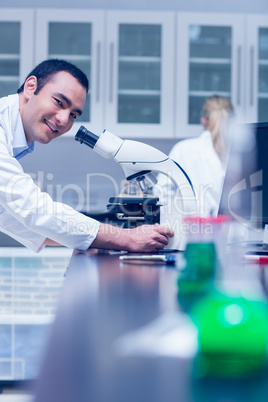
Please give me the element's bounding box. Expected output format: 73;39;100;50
192;291;268;378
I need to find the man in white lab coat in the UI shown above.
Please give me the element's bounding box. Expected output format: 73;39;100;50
0;59;173;253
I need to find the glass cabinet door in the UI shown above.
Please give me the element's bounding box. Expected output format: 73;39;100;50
117;24;161;124
247;16;268;123
0;22;20;97
0;9;34;98
176;13;244;137
106;11;175;138
188;25;232;124
258;27;268;122
35;10;104;135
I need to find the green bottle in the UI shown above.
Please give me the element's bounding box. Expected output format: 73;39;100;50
177;242;217;312
191;291;268;378
178;242;216;292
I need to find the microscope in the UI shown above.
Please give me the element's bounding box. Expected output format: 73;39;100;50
75;126;197;250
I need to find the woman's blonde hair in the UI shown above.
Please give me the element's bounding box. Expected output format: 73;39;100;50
202;95;234;163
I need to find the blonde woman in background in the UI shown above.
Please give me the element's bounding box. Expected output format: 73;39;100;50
156;95;234;216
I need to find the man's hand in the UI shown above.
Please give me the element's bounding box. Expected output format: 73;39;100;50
125;224;174;252
91;223;174;252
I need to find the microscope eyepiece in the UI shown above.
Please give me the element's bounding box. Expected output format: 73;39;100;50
75;127;124;159
75;126;99;149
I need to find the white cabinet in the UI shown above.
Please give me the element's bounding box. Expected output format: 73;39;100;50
246;15;268;124
1;9;267;139
176;13;245;137
0;9;34;98
35;9;175;139
104;11;175;138
35;9;105;135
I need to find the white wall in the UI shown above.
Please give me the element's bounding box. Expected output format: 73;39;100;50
0;0;268;13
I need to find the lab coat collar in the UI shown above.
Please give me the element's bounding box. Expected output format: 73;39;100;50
9;94;34;159
200;130;213;141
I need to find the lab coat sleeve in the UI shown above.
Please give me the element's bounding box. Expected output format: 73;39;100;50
0;209;46;252
0;132;100;252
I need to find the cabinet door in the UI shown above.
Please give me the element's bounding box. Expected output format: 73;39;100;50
176;13;245;137
246;15;268;123
35;9;105;136
105;11;175;138
0;9;34;98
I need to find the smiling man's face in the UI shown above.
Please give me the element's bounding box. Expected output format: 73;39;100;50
19;71;87;144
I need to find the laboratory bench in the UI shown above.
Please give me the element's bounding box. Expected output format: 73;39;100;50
1;245;268;402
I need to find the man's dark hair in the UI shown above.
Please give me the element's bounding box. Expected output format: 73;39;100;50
17;59;89;94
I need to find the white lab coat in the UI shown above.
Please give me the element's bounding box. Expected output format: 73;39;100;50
156;131;225;216
0;94;99;252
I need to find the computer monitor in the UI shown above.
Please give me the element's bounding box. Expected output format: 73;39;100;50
219;122;268;229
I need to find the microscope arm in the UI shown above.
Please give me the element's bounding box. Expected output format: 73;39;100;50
114;139;195;208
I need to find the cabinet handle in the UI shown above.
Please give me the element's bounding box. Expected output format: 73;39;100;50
109;42;114;103
250;46;254;106
96;41;101;103
236;46;242;106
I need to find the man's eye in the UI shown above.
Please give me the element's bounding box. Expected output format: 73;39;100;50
54;98;63;106
70;113;77;119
